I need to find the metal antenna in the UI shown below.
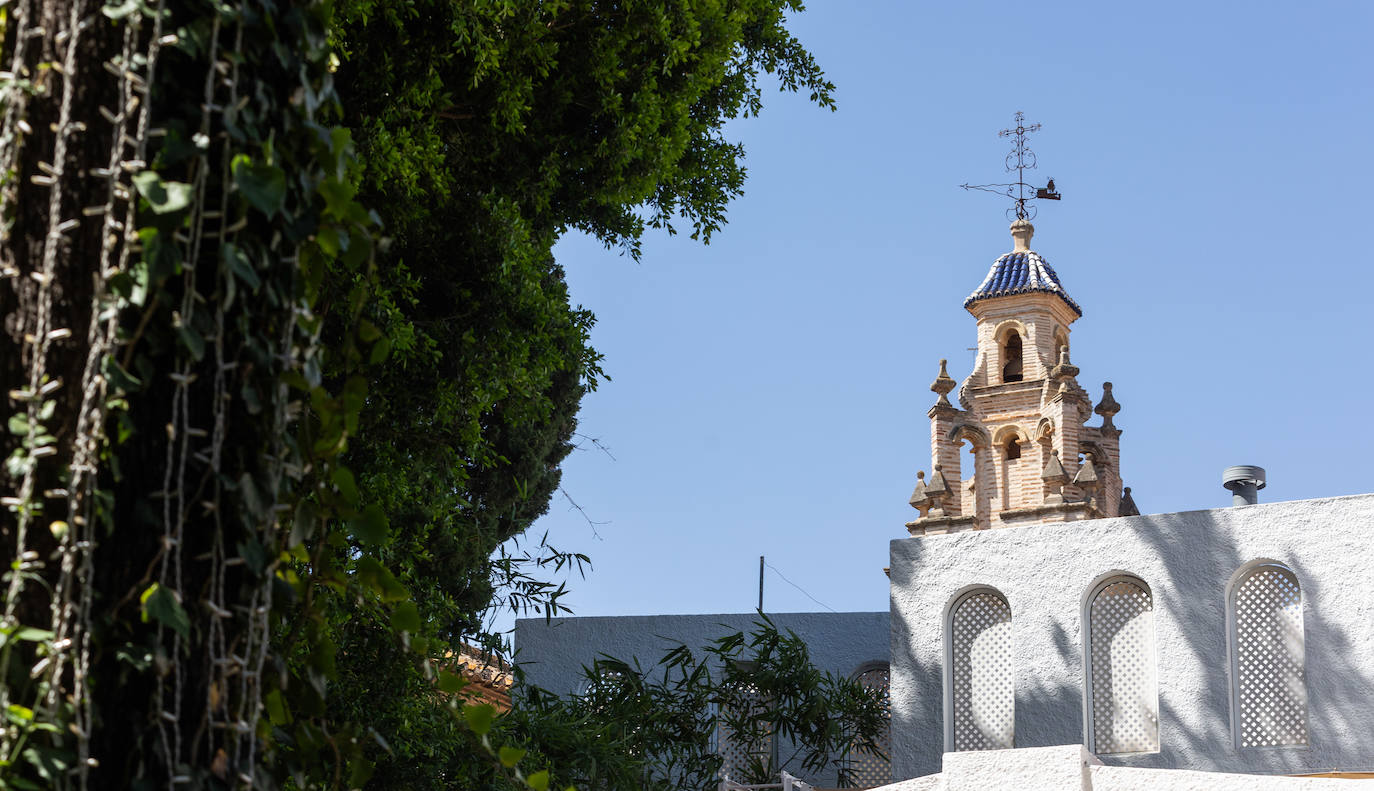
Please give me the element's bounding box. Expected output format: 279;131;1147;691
961;111;1061;221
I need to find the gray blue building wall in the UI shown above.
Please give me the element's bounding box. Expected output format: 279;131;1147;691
889;493;1374;781
514;611;889;787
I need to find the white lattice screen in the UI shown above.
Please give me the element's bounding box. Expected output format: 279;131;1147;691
582;669;626;698
847;665;890;788
1088;579;1159;755
949;590;1014;751
717;683;774;781
1234;565;1308;748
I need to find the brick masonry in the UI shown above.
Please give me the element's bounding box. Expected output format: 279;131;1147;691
907;223;1123;535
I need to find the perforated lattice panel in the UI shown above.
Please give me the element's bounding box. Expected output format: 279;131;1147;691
1089;580;1159;754
581;670;628;715
847;666;891;788
950;591;1014;751
1234;566;1308;747
717;684;774;781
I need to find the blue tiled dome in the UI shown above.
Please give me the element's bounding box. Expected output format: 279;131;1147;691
963;251;1082;317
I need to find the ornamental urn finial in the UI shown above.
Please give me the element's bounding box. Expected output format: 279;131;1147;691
930;358;957;409
1095;382;1121;431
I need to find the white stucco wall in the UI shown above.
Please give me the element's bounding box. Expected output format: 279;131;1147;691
877;745;1374;791
889;493;1374;780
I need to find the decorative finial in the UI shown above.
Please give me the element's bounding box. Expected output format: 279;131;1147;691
1010;219;1034;252
1119;486;1140;517
908;471;932;517
930;358;957;409
1072;452;1099;485
1050;345;1079;380
961;112;1062;222
1095;382;1121;431
1073;451;1101;512
1042;448;1068;504
924;464;951;518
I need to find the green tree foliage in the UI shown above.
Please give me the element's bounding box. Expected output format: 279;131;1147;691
326;0;836;632
318;1;839;784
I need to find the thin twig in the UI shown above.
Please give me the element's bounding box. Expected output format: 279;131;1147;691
559;485;606;540
572;431;615;461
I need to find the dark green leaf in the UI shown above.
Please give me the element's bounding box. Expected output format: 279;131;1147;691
498;745;526;768
131;171;192;215
436;670;465;694
140;583;190;640
349;503;388;546
265;689;290;725
462;703;495;736
103;357;142;391
231;155;287;215
331;466;359;507
223;242;261;291
101;0;140;19
355;557;408;602
389;600;420;633
177;324;205;361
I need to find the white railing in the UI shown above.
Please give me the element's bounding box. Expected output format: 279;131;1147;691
719;769;814;791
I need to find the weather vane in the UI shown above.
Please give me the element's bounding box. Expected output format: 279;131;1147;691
961;111;1061;221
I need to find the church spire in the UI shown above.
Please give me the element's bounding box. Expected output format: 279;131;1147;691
905;219;1125;537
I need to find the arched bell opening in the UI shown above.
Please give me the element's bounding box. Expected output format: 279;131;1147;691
992;426;1028;512
1001;331;1024;383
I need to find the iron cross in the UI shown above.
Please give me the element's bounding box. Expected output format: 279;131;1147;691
962;111;1061;221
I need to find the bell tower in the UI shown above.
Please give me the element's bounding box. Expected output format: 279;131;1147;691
906;220;1133;535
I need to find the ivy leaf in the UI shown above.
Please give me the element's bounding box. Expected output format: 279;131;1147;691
357;318;382;343
177;325;205;361
290;498;318;549
231;155;287;215
349;503;389;546
368;337;392;365
318;176;357;220
138;226;180;283
5;704;35;725
265;689;291;725
103;357;142;391
240;383;262;415
222;242;261;291
436;670;466;694
389;600;420;633
331;466;359;507
498;745;526;768
20;745;69;782
101;0;141;19
348;757;375;788
526;769;550;791
238;473;267;520
139;583;190;640
354;557;408;602
131;171;192;215
315;225;344;257
462;703;496;736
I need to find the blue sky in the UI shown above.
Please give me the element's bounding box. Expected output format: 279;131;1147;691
504;1;1374;635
